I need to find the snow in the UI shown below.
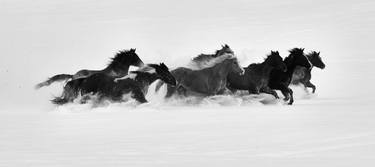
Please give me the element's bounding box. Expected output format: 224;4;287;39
1;0;375;166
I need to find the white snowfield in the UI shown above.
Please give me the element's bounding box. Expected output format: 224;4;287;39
1;61;375;166
1;0;375;166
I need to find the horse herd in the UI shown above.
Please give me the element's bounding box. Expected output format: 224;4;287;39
36;45;325;105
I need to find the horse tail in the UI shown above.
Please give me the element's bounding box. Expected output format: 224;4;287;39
155;80;165;93
35;74;73;89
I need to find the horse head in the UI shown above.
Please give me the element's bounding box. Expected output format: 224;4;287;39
215;44;234;57
113;48;144;68
308;51;325;69
148;63;176;86
285;48;312;69
223;55;244;75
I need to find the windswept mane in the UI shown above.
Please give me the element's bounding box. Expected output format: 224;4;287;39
288;48;304;56
192;53;217;63
247;51;278;68
192;44;233;63
108;49;136;67
188;53;236;70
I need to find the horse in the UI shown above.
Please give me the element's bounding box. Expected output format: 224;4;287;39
35;48;144;89
291;51;325;93
226;51;287;98
51;63;176;105
155;54;244;97
264;48;312;105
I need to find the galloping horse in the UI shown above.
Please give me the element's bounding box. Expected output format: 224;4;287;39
265;48;312;105
52;63;176;104
156;53;244;97
226;51;287;98
35;49;144;89
291;51;326;93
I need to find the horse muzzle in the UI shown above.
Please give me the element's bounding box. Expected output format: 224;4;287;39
138;61;145;67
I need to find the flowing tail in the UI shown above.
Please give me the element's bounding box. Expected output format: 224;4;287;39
155;80;165;93
35;74;73;89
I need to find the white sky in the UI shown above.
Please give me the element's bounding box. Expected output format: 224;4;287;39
0;0;374;108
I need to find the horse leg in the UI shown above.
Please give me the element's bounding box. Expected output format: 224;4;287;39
278;85;290;101
131;89;147;103
278;85;294;105
248;88;259;95
305;81;316;93
165;85;177;98
51;82;78;105
79;94;91;104
177;86;188;97
261;86;279;99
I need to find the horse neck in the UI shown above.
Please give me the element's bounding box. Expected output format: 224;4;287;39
211;60;232;77
104;63;130;77
285;60;298;76
306;56;318;69
134;72;159;87
259;59;275;76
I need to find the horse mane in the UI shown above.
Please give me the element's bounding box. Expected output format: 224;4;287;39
108;48;136;67
284;48;304;66
191;44;233;62
192;53;217;62
188;53;236;70
247;51;278;68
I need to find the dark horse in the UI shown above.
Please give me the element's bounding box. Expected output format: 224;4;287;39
156;54;244;97
226;51;287;98
264;48;312;105
52;63;176;105
291;51;325;93
35;48;144;89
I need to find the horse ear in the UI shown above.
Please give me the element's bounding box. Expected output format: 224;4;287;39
130;48;136;52
225;44;229;48
276;51;279;54
318;51;320;55
302;48;305;51
160;63;168;70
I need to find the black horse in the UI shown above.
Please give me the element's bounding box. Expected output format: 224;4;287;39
291;51;325;93
226;51;287;98
264;48;312;105
52;63;176;105
35;49;144;89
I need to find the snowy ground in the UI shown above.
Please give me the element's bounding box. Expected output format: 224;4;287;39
1;61;375;166
1;0;375;166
